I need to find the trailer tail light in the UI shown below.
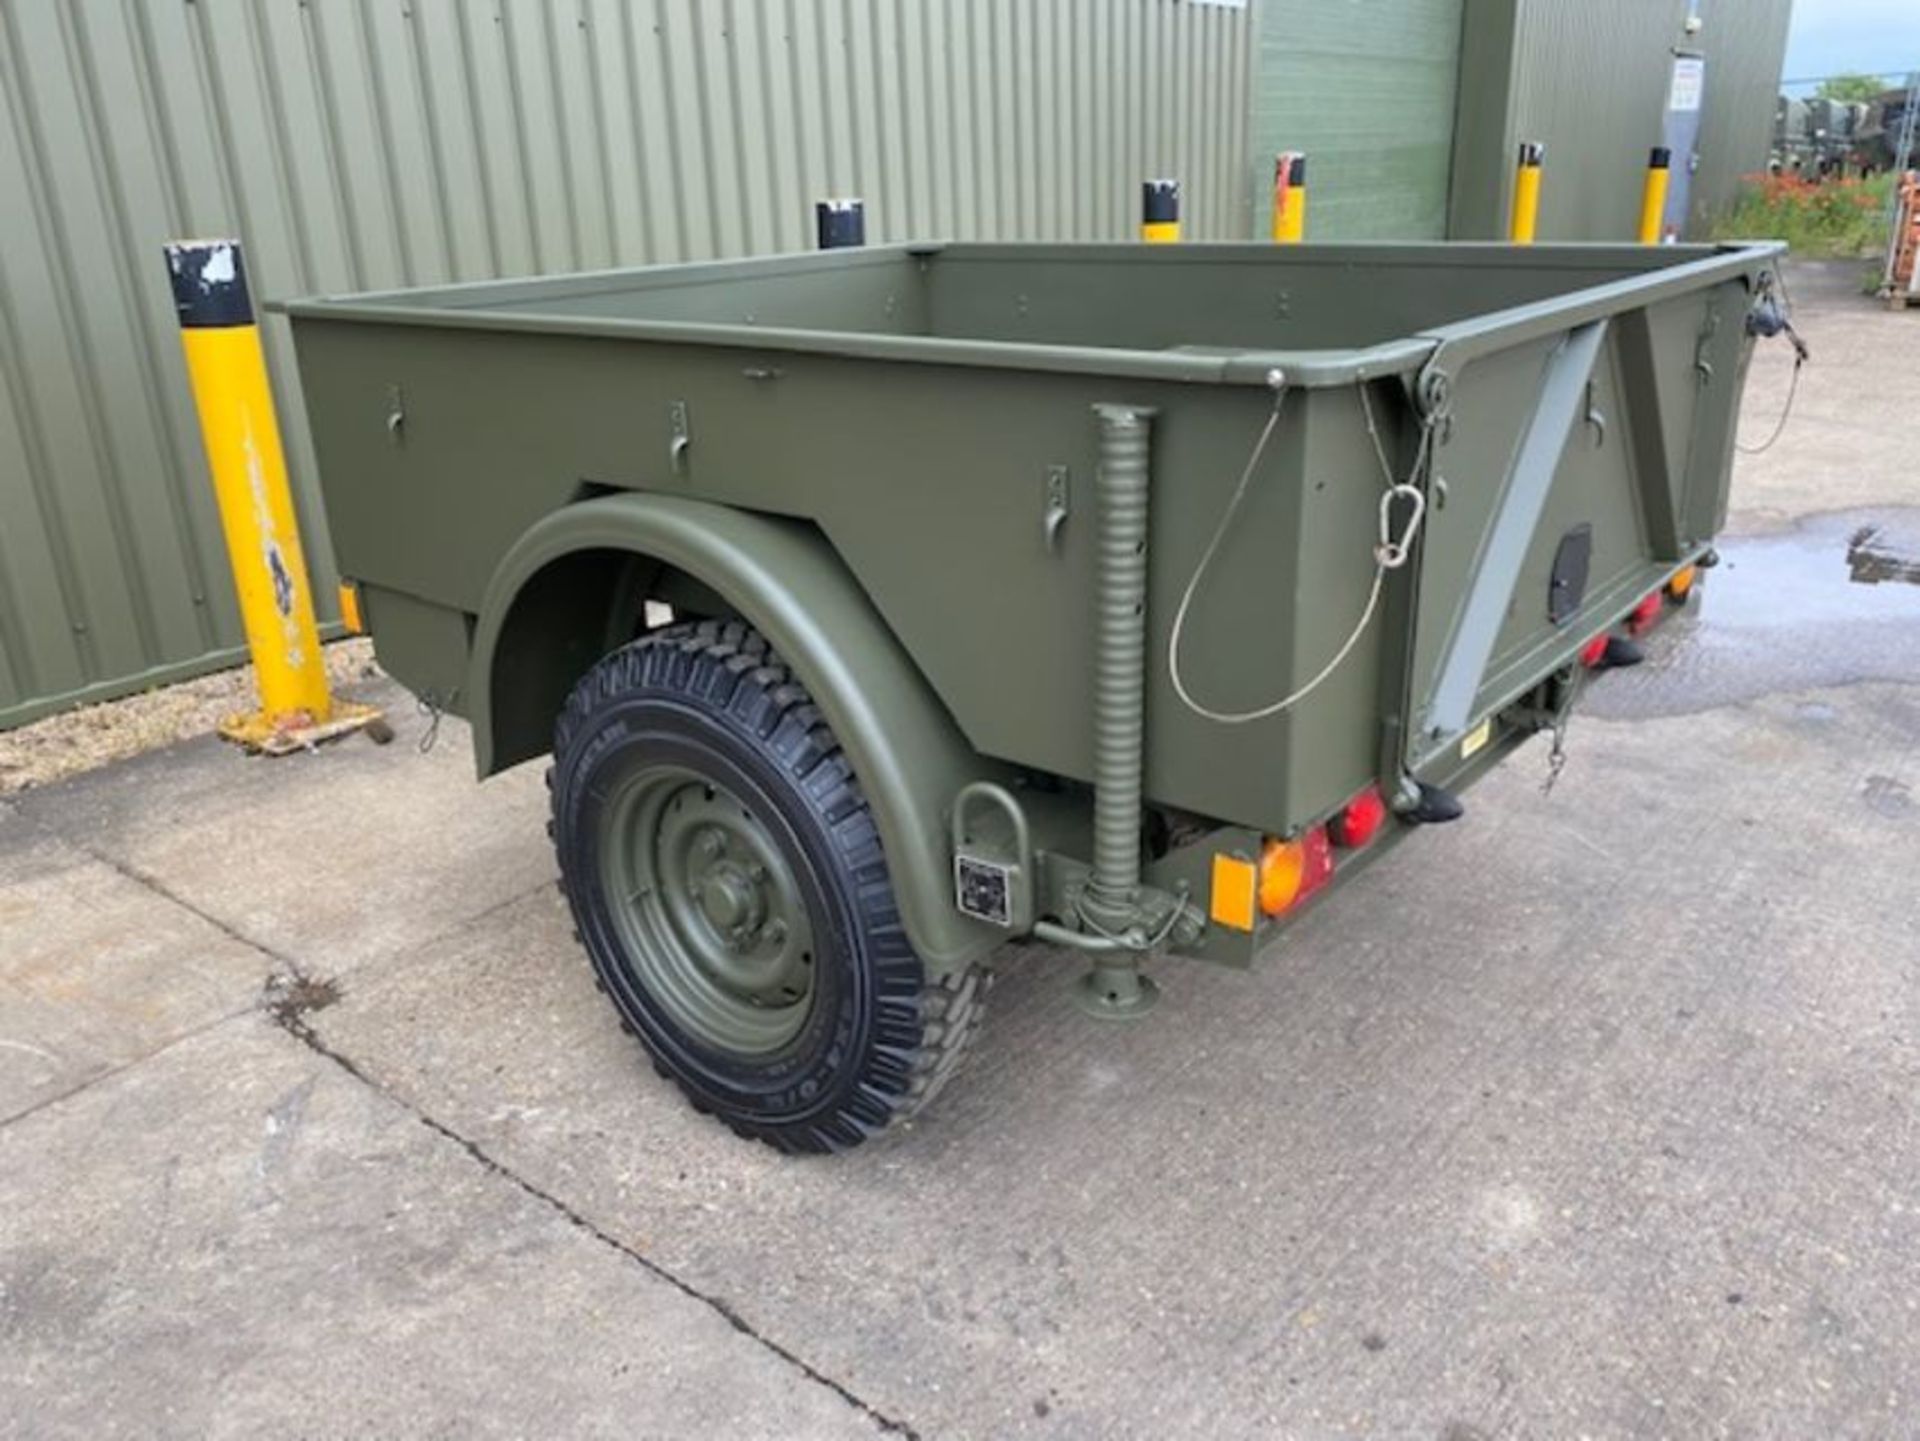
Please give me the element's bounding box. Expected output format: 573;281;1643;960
1580;633;1610;668
1667;565;1697;602
1628;591;1662;634
1329;785;1387;849
1260;827;1334;917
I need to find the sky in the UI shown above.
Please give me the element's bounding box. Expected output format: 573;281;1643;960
1781;0;1920;90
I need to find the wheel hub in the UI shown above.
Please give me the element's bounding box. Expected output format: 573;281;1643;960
694;858;763;935
597;765;817;1056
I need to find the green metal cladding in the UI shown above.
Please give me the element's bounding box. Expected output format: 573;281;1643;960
0;0;1789;730
0;0;1253;730
1251;0;1467;240
1449;0;1793;242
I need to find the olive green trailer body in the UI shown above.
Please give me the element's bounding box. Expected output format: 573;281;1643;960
282;240;1781;1151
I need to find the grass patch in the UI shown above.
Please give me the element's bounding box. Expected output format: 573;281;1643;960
1713;172;1894;258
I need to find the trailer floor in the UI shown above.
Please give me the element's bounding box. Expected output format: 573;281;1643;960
3;261;1917;1439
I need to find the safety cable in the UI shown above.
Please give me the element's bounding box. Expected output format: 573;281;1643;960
1167;378;1430;725
1735;354;1803;456
1737;263;1810;457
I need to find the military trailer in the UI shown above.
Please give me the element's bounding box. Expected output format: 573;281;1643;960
282;240;1786;1152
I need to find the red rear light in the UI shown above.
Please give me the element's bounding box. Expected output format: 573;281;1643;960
1628;591;1662;634
1329;785;1387;849
1580;633;1609;668
1259;826;1334;917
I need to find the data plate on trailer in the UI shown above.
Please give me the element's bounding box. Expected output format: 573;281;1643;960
954;854;1014;927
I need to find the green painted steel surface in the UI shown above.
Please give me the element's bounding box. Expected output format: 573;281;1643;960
285;238;1778;959
463;492;1009;974
1250;0;1465;240
597;761;820;1055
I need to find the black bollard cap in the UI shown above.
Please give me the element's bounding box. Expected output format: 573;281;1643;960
165;240;255;329
1141;179;1180;224
815;199;866;250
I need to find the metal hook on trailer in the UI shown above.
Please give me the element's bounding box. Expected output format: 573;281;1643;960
1375;484;1427;569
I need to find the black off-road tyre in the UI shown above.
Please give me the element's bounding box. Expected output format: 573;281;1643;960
548;619;989;1153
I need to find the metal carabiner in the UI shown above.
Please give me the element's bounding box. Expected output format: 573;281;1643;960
1374;482;1427;569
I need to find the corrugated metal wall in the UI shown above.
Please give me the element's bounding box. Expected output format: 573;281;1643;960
1451;0;1790;241
1683;0;1793;238
1249;0;1463;240
0;0;1253;730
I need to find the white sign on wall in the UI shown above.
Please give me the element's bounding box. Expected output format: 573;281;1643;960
1668;56;1706;114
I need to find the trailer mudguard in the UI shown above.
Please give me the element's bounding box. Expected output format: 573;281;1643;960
467;492;1004;975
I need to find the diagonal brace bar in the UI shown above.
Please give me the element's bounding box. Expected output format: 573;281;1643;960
1428;319;1609;740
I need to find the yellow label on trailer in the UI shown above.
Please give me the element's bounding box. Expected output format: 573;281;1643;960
1461;718;1492;760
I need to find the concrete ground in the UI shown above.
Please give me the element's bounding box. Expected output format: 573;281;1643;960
3;261;1917;1439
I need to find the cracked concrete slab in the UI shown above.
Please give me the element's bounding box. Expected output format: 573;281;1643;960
304;674;1920;1438
3;705;551;983
0;1015;884;1441
0;837;271;1121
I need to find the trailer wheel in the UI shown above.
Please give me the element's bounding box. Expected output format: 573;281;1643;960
549;619;988;1153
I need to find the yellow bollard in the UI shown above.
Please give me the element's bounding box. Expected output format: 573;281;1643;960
1638;146;1673;244
165;239;380;754
1271;153;1308;243
1141;179;1180;243
1509;142;1544;245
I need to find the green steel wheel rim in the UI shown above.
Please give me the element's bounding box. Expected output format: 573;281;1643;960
598;762;818;1057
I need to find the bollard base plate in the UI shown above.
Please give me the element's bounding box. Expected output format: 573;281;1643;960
219;700;387;756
